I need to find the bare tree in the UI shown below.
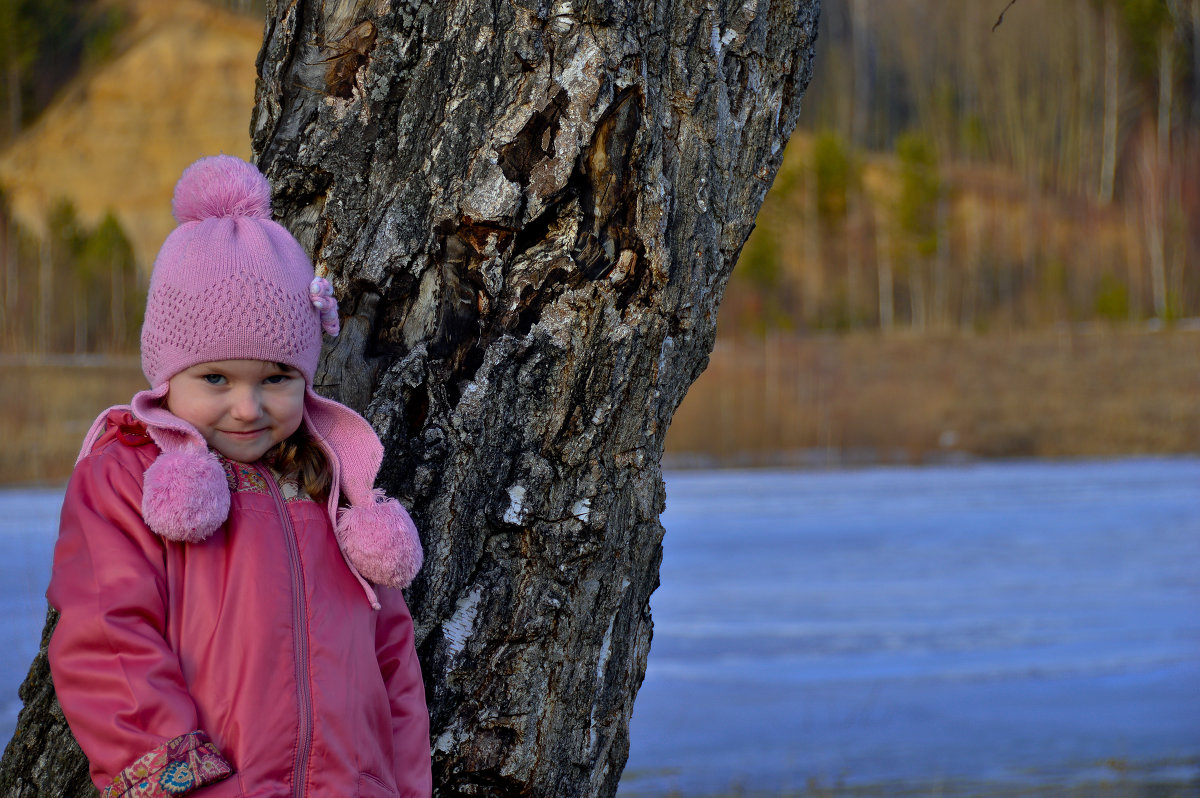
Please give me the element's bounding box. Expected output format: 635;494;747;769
0;0;819;795
1100;0;1121;204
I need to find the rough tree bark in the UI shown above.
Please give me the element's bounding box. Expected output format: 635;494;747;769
0;0;818;795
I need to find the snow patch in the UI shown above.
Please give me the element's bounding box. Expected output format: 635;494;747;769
572;498;591;522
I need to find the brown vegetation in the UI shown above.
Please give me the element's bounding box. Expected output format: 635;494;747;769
0;0;260;267
0;355;145;484
723;0;1200;335
4;0;1197;357
1;0;1196;484
666;328;1200;467
5;327;1198;485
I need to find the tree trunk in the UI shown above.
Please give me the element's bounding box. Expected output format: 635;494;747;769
37;237;48;355
0;610;97;797
876;218;893;332
849;0;870;149
1139;132;1168;321
0;0;819;794
5;64;21;142
1099;0;1120;204
1192;0;1200;122
253;0;819;793
1151;25;1173;319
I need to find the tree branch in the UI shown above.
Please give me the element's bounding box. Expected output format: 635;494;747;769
992;0;1019;31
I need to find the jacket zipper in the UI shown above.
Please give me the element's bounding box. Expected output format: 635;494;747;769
257;464;313;798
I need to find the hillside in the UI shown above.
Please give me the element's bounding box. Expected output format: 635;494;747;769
719;131;1164;335
1;0;1191;334
0;0;260;268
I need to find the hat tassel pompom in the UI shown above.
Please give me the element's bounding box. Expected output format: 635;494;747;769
142;449;230;543
337;490;423;589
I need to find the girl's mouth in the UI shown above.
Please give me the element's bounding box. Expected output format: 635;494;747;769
221;428;267;440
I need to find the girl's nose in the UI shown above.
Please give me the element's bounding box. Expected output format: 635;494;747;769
229;387;264;422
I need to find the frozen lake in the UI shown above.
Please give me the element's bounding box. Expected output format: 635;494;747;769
621;459;1200;796
3;459;1199;796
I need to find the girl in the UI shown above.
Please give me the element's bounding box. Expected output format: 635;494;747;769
47;155;431;798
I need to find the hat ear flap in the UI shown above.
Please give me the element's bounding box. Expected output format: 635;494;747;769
305;388;424;589
132;386;231;542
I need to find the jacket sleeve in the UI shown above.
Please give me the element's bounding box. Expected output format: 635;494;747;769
375;587;432;798
47;448;234;797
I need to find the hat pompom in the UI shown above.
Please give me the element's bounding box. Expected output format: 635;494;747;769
336;491;424;588
142;448;231;542
173;154;273;223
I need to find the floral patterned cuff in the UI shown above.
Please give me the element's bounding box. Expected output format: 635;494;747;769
103;731;234;798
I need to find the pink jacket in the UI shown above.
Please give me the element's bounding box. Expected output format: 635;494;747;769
48;410;432;798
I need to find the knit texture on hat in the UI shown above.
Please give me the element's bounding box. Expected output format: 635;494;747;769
140;155;323;387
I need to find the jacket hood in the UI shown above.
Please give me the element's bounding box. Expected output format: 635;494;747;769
77;391;423;609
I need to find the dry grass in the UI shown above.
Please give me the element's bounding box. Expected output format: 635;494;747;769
665;327;1200;467
2;328;1198;484
0;355;146;484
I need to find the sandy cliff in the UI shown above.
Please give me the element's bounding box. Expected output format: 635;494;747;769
0;0;261;268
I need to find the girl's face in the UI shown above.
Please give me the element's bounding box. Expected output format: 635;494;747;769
167;360;306;463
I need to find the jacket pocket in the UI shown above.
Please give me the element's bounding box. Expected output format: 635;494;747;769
358;772;399;798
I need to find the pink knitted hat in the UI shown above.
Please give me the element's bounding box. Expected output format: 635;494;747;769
140;154;328;387
77;155;421;605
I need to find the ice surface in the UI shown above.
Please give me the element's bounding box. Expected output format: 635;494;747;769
0;488;62;742
1;460;1197;796
620;459;1200;795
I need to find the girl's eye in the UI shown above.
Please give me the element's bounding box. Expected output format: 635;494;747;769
264;374;292;385
202;374;226;385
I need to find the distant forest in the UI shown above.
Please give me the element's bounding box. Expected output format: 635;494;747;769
722;0;1200;334
1;0;1198;353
